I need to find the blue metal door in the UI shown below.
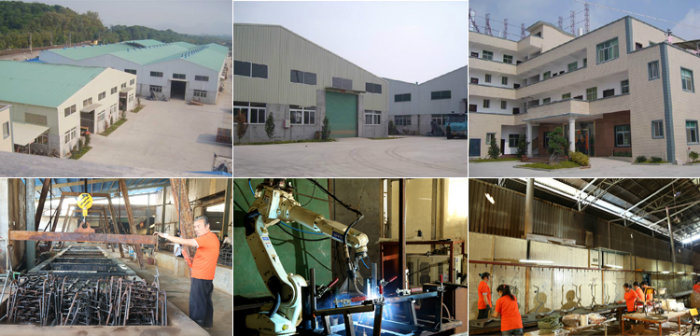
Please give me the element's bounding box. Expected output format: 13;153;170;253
469;138;481;157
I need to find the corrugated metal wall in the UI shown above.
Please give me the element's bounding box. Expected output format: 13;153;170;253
470;179;699;266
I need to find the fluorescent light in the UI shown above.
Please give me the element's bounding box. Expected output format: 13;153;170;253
519;259;553;264
677;272;685;275
605;264;622;269
485;193;495;205
661;271;670;274
682;233;700;244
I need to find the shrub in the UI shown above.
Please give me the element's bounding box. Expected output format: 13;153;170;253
388;120;399;135
547;127;568;163
487;140;500;159
635;156;647;163
84;133;91;146
236;113;248;140
690;151;699;161
321;117;331;140
570;151;589;166
264;113;275;139
516;137;529;158
650;156;663;163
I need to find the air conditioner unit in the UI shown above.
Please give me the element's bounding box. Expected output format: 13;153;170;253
406;254;463;286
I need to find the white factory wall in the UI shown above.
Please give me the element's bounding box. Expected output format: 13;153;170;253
0;105;13;152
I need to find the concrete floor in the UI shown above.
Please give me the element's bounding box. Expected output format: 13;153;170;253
234;136;468;177
79;59;232;174
470;157;700;177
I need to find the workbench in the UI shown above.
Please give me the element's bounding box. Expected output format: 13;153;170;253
524;317;616;336
621;310;689;336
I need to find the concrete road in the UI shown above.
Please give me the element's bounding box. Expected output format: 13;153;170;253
234;136;468;177
470;157;700;177
79;62;232;174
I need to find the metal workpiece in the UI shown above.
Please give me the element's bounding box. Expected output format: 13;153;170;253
29;245;136;278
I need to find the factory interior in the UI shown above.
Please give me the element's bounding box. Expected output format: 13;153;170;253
0;178;232;336
469;178;700;335
233;178;469;335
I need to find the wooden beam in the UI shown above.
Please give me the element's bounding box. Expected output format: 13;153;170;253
48;195;64;233
119;179;145;269
36;179;118;190
9;231;156;245
35;179;50;227
169;178;194;264
106;195;125;258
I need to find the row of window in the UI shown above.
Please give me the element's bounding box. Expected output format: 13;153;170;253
234;61;268;78
393;90;453;102
64;127;78;144
234;102;381;126
647;61;695;92
394;115;411;126
472;50;515;65
147;72;210;81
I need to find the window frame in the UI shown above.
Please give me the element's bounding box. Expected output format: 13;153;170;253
614;124;631;148
501;76;508;85
150;71;163;78
195;75;209;82
681;67;695;92
394;115;411;126
648;61;659;80
431;90;451;100
364;110;381;125
562;93;571;99
508;134;521;148
621;80;629;94
500;100;507;109
233;102;267;125
193;90;207;98
149;85;163;93
586;87;598;101
394;93;411;102
484;74;491;83
486;132;496;145
651;120;664;139
503;54;513;64
483;99;490;108
2;121;9;139
482;50;493;60
365;82;382;94
687;120;699;144
596;37;620;64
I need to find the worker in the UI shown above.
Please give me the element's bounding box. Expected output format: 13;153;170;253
493;284;524;336
619;283;638;313
156;215;220;328
641;281;653;304
694;279;700;294
633;281;644;308
477;272;493;319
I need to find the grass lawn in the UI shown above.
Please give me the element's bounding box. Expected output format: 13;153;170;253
518;161;581;169
369;137;402;140
70;146;92;160
132;105;144;113
235;138;336;146
472;157;520;163
101;118;127;136
634;160;668;164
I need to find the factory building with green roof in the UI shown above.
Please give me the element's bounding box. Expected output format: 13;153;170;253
0;61;137;157
39;40;230;104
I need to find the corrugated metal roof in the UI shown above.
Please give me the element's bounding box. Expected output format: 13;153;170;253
123;39;164;47
0;61;106;108
49;43;132;60
181;46;227;71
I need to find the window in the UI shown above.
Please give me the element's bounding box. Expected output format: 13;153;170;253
121;83;126;89
603;89;615;98
364;110;381;125
542;97;551;104
63;104;76;117
568;62;578;72
431;90;451;100
124;69;136;74
251;64;267;78
503;54;513;64
150;85;162;93
394;93;411;102
635;42;643;50
470;51;479;58
394;115;411;126
621;80;629;94
332;77;353;90
234;61;251;76
543;71;551;80
484;74;491;83
98;111;105;121
173;73;186;80
508;134;521;148
652;120;664;139
687;120;699;144
71;127;77;140
483;99;490;108
290;70;317;85
501;76;508;85
111;87;117;94
195;75;209;81
648;61;660;80
614;125;631;147
486;133;496;145
562;93;571;99
83;98;93;107
586;87;597;101
597;38;619;64
129;79;135;85
366;83;382;94
150;71;163;77
431;114;447;126
469;104;477;112
194;90;207;98
482;50;493;60
583;58;587;67
98;92;106;101
2;121;8;139
682;68;694;92
290;106;316;125
470;77;479;84
527;99;539;107
500;100;507;109
233;102;267;124
64;130;70;144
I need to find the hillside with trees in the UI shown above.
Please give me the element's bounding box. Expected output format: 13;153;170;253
0;1;229;50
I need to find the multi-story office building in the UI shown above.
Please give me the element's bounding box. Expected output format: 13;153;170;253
470;16;700;164
386;65;468;136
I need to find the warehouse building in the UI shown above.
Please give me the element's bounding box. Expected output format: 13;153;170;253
469;178;700;335
40;40;229;104
0;105;11;153
0;61;136;157
470;16;700;164
386;65;468;136
233;24;388;143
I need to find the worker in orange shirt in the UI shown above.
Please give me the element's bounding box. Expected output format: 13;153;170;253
156;216;221;328
633;281;644;308
493;284;524;336
694;279;700;294
477;272;492;319
641;281;653;304
618;283;638;313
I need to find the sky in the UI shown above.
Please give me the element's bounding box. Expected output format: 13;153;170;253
469;0;700;41
234;1;468;84
20;0;232;36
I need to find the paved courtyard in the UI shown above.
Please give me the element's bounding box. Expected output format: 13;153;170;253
79;60;232;174
470;157;700;177
234;136;468;177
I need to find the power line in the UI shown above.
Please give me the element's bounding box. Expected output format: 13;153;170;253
574;0;700;34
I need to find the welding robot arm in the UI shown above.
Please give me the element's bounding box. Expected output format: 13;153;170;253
244;182;369;335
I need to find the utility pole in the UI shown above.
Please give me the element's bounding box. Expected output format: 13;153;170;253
503;19;508;39
570;10;576;35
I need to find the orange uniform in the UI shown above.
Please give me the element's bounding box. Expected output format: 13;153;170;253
694;284;700;294
191;232;220;280
644;288;653;302
495;295;523;332
477;280;492;310
624;290;637;312
634;287;644;303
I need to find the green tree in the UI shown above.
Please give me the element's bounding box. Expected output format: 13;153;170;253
547;127;568;164
264;113;275;139
321;117;331;140
488;140;500;159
